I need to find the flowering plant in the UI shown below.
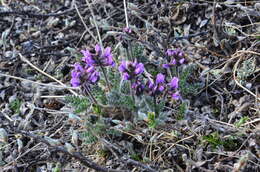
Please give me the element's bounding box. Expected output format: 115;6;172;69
70;63;100;87
118;60;144;80
70;45;114;93
69;43;184;127
163;49;185;68
81;44;115;67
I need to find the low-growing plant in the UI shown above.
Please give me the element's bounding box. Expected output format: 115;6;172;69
202;132;241;150
147;112;157;128
177;102;187;120
67;33;194;145
222;135;239;151
202;132;223;149
234;116;249;128
10;99;22;114
130;153;143;161
65;96;89;113
82;119;107;144
237;57;256;85
179;64;203;97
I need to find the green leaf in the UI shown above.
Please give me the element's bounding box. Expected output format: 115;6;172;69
179;65;203;96
148;112;157;128
202;132;223;148
177;102;187;120
10;99;22;114
65;96;90;113
234;116;249;128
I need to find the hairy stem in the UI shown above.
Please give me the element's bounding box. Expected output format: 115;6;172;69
83;83;98;105
153;95;158;118
100;65;111;91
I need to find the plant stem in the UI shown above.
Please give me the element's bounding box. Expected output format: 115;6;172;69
126;46;132;61
130;80;135;104
153;95;158;118
128;40;134;61
93;53;111;91
83;84;98;105
100;66;111;91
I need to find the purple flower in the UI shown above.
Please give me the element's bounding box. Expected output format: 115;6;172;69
71;70;81;78
86;65;95;73
178;51;184;57
84;65;100;83
172;91;181;100
167;77;181;100
134;63;144;75
74;63;84;72
88;70;100;83
158;85;164;92
118;60;144;81
162;64;170;68
131;79;145;96
169;77;179;90
102;47;115;66
155;73;166;92
81;44;115;67
82;50;95;65
146;73;166;95
70;63;84;87
147;80;154;89
179;58;185;64
156;73;165;84
123;72;130;80
70;77;81;87
166;49;176;56
70;62;100;87
118;61;127;72
163;59;176;68
95;44;101;53
123;27;132;33
164;48;185;67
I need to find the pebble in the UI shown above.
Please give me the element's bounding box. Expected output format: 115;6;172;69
255;3;260;11
4;51;15;59
245;82;252;89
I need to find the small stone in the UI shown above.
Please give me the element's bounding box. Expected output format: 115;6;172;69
4;51;15;59
55;32;64;40
106;160;113;166
0;128;8;143
245;82;252;89
32;31;41;38
255;3;260;11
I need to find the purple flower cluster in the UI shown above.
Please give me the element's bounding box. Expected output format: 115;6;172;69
146;74;180;100
147;73;166;95
118;60;145;96
118;60;181;100
163;49;185;68
169;77;181;100
70;44;114;87
81;44;115;67
70;45;181;100
70;63;100;87
118;60;144;80
131;78;145;96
